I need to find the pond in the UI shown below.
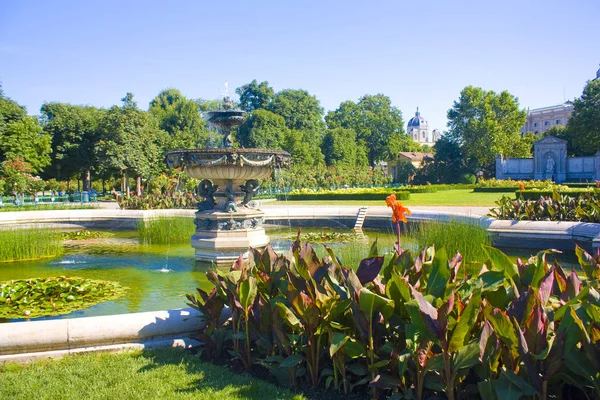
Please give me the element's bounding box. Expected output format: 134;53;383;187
0;225;578;323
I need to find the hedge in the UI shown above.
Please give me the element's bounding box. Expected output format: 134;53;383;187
473;187;522;193
405;186;438;193
515;188;600;201
277;190;410;201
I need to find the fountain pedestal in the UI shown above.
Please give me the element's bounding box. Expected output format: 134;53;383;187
191;208;269;264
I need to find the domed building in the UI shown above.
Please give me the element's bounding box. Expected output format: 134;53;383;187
407;108;441;145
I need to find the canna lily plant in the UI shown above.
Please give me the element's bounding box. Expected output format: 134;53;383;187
386;193;411;254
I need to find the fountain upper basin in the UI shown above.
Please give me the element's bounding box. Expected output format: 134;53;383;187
165;148;291;183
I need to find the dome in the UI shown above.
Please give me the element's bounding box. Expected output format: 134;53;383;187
407;108;426;128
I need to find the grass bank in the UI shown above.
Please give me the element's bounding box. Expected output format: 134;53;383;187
137;216;195;245
0;227;63;263
0;349;304;400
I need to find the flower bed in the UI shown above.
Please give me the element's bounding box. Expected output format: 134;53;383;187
279;187;410;201
187;240;600;399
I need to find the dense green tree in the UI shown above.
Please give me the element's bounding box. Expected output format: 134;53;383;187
95;93;167;196
565;78;600;156
0;87;51;173
0;116;51;173
268;89;326;165
41;103;105;189
326;94;416;167
237;109;287;149
322;127;362;168
235;80;274;113
149;89;210;150
447;86;528;167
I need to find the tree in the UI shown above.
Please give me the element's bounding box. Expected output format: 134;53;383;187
235;80;274;112
565;78;600;156
41;103;105;189
149;88;210;150
322;127;360;168
0;116;51;173
447;86;528;167
326;94;416;167
237;109;287;149
0;88;51;173
268;89;326;166
95;94;167;196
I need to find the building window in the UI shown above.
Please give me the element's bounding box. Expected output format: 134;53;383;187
535;131;539;134
534;122;538;127
556;119;561;124
544;121;549;126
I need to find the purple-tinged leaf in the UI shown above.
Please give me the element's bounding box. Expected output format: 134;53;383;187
480;320;493;360
449;252;463;282
553;267;567;293
356;256;385;284
565;269;581;300
538;267;555;306
575;244;599;280
261;245;278;273
232;254;244;271
449;291;481;353
524;305;547;356
410;285;439;339
426;247;450;299
507;289;533;323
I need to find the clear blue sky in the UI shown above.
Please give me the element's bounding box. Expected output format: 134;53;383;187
1;0;599;132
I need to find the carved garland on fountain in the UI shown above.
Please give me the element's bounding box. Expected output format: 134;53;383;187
194;217;264;231
165;152;291;169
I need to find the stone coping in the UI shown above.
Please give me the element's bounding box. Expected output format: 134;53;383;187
0;308;204;362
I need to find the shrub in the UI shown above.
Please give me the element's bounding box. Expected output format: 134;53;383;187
490;191;600;222
516;187;599;201
475;178;555;189
458;173;476;184
279;189;410;201
118;193;200;210
188;240;600;399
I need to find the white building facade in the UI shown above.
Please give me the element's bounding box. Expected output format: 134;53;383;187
521;101;574;134
407;108;441;145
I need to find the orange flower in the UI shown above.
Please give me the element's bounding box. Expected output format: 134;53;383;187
386;194;411;223
518;182;525;191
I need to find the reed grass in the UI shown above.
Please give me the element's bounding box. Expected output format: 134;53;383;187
403;219;491;263
0;227;63;263
136;216;195;245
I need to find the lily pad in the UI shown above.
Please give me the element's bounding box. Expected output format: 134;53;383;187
0;276;127;319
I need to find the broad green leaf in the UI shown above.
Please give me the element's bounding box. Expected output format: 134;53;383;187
448;291;482;352
280;354;304;368
564;350;596;380
239;276;257;311
482;245;519;285
426;246;449;298
345;341;367;358
477;380;497;400
359;287;395;322
575;244;599;280
484;304;518;352
501;370;538;396
275;303;302;330
329;332;350;357
479;271;507;292
493;372;524;400
452;341;480;373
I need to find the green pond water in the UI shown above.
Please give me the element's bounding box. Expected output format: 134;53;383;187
0;227;577;323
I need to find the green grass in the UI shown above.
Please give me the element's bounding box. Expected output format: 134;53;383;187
0;348;305;400
402;219;491;265
274;189;513;207
137;216;195;245
0;204;98;212
0;227;63;262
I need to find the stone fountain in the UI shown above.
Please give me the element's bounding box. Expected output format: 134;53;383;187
165;96;291;264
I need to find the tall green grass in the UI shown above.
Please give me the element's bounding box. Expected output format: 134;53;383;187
403;219;491;263
136;216;195;245
0;227;63;262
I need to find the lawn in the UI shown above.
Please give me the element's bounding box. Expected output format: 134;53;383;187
274;189;514;207
0;349;305;400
